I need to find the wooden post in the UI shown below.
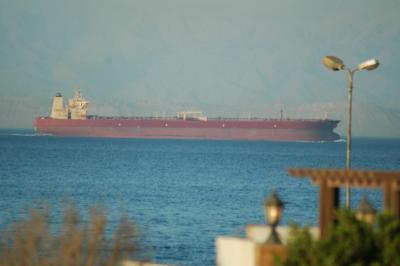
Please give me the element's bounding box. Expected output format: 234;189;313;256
319;181;339;238
391;187;400;218
256;244;288;266
383;181;392;212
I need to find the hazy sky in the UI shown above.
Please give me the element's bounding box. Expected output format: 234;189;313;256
0;0;399;135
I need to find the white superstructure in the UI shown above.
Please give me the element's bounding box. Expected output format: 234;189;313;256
49;89;89;120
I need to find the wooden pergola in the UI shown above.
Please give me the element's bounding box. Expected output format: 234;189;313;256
288;168;400;237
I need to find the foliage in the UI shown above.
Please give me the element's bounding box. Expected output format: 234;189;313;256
0;204;140;266
280;209;400;266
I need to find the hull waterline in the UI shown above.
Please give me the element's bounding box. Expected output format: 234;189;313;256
33;117;340;141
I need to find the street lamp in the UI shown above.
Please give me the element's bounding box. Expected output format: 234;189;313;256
322;56;379;208
355;195;376;224
264;190;284;244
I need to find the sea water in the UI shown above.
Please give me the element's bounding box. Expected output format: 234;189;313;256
1;129;399;265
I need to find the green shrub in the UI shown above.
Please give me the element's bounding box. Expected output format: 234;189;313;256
281;209;400;266
0;204;140;266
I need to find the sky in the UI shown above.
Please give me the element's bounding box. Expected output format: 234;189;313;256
0;0;399;137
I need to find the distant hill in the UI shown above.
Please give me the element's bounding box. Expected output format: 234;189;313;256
275;102;400;138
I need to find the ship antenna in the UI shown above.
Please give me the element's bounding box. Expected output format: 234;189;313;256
75;87;81;98
280;109;283;120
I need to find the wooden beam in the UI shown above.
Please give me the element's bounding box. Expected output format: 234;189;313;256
289;168;400;180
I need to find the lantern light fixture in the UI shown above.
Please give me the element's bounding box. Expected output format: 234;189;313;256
264;189;284;244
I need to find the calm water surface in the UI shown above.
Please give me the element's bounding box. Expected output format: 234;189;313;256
1;129;399;265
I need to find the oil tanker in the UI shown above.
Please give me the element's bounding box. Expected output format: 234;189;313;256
33;90;340;141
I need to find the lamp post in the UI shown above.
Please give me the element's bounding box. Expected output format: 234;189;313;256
322;56;379;208
264;190;284;244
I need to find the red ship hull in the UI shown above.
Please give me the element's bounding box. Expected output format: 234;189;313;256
33;117;340;141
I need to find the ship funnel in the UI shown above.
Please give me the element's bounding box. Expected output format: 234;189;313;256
50;93;68;119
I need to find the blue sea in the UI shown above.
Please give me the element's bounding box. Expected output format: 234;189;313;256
1;129;400;265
